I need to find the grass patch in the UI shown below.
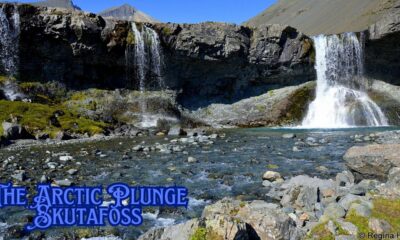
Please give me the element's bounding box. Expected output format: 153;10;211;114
345;198;400;235
308;221;349;240
0;100;107;137
190;227;223;240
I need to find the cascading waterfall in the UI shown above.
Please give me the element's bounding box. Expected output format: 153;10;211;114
0;4;24;101
126;23;168;128
301;33;388;128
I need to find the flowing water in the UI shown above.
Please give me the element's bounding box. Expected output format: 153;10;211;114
126;23;168;128
0;4;24;101
0;127;397;238
302;33;388;128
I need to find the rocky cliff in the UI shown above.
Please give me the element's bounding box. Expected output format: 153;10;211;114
2;3;315;109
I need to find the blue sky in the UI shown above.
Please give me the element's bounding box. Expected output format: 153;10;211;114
14;0;276;24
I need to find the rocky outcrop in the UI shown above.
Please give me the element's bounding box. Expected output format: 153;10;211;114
29;0;80;10
344;144;400;181
190;81;315;127
152;22;315;108
0;4;316;110
140;198;303;240
365;0;400;85
367;80;400;125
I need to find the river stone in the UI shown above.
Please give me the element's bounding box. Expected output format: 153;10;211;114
168;126;187;136
344;144;400;181
187;157;197;163
262;171;282;181
54;179;73;187
321;203;346;222
282;133;296;139
336;219;358;235
348;202;372;218
368;218;392;234
138;219;199;240
338;194;363;211
11;170;26;182
201;198;303;240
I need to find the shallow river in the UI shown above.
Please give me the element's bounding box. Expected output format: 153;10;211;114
0;127;398;238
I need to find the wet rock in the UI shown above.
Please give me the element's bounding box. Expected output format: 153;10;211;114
67;169;78;175
368;218;392;234
262;171;282;182
344;144;400;181
187;156;197;163
282;133;296;139
11;170;26;182
59;155;74;161
54;179;73;187
168;126;187;136
2;122;33;140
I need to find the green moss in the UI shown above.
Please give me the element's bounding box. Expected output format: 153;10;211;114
345;209;370;234
0;75;8;84
308;221;349;240
162;27;173;36
19;81;67;104
190;227;207;240
345;198;400;235
190;227;223;240
0;100;107;137
255;104;266;112
126;30;135;45
267;164;279;169
281;83;316;124
371;198;400;231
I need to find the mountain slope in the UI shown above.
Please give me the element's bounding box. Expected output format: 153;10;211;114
245;0;398;35
99;4;158;23
29;0;81;10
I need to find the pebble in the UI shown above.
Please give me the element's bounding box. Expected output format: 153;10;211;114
54;179;73;187
282;133;296;139
188;157;197;163
67;169;78;175
59;155;73;161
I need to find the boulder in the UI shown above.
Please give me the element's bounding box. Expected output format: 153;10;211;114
2;122;33;140
344;144;400;181
138;219;199;240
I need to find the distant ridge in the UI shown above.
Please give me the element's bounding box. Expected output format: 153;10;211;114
245;0;398;35
99;4;158;23
29;0;81;10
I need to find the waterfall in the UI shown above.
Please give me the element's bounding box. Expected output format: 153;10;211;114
126;23;167;128
301;33;388;128
0;4;24;101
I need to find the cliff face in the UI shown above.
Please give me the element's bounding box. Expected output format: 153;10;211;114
6;4;315;109
365;1;400;85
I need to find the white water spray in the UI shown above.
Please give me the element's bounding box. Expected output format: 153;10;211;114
126;23;167;128
0;4;24;101
301;33;388;128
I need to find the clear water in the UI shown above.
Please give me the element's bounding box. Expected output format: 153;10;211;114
0;127;397;238
302;33;388;128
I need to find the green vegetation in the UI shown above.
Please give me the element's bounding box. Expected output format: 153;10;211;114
190;227;207;240
126;30;136;45
308;221;349;240
190;227;223;240
267;164;279;169
280;83;316;124
0;100;107;137
345;198;400;235
162;27;173;36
